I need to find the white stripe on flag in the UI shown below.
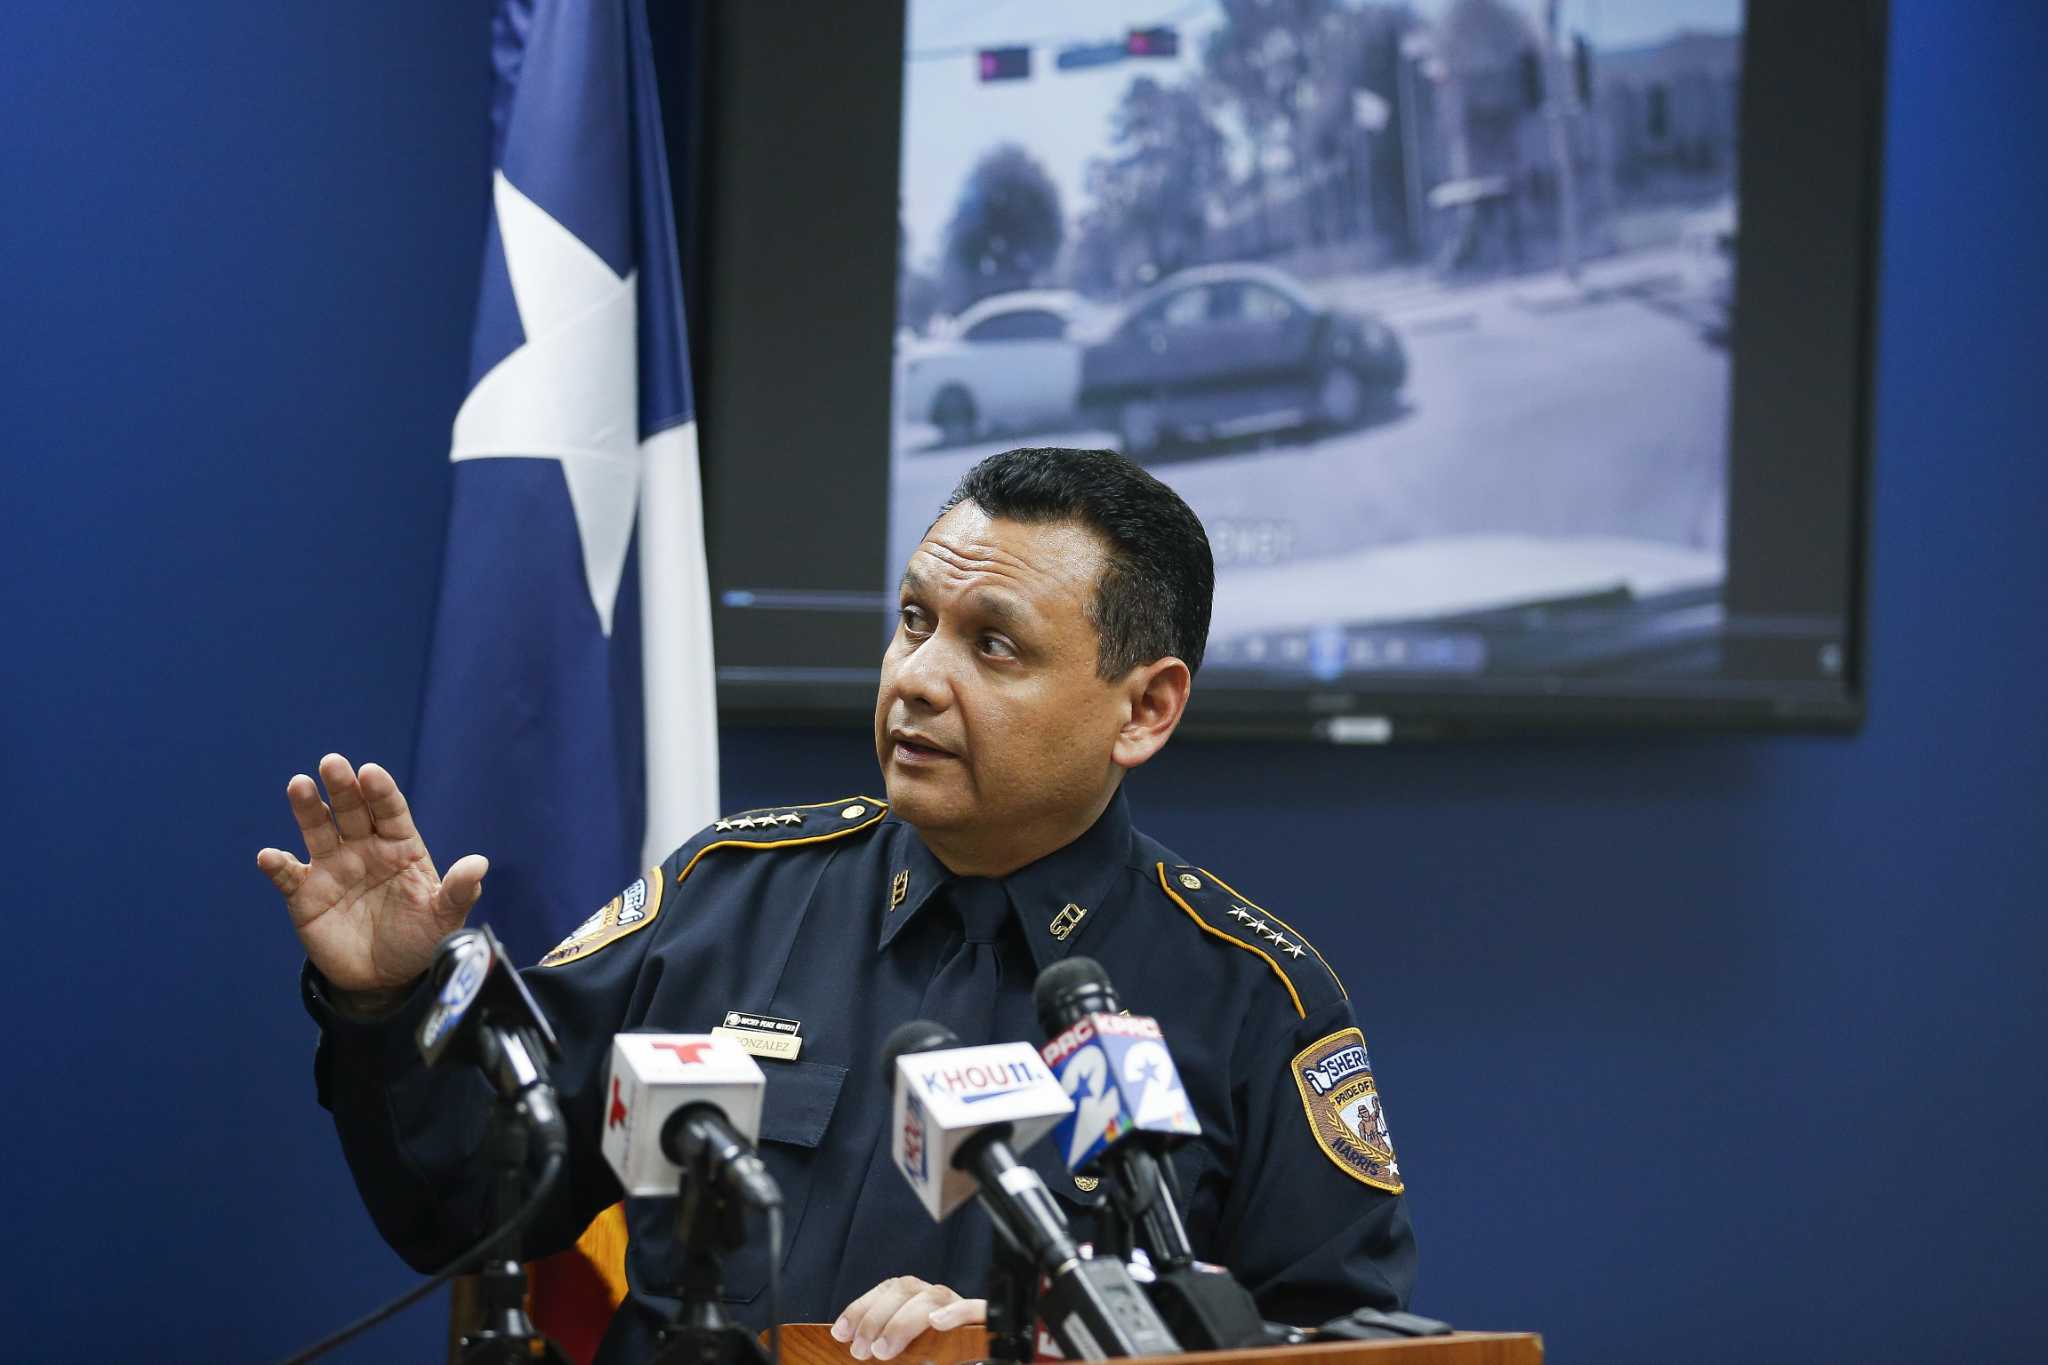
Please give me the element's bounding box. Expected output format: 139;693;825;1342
638;418;720;865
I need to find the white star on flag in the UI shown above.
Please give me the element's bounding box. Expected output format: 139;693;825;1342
450;170;643;636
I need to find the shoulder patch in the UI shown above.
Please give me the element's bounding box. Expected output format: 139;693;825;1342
676;796;890;884
539;868;664;968
1154;863;1347;1018
1292;1027;1403;1193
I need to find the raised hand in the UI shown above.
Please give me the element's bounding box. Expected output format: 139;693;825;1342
256;753;485;996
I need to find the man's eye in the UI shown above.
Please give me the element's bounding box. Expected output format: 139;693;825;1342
900;606;930;634
980;635;1017;660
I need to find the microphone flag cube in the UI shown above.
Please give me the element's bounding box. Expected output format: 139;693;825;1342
416;930;493;1066
602;1033;766;1197
890;1041;1074;1220
1039;1013;1201;1173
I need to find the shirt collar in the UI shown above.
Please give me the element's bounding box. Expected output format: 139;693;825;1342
877;788;1134;973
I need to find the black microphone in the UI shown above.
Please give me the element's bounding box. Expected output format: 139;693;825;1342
1034;959;1268;1349
1033;958;1197;1263
882;1021;1181;1359
883;1018;958;1067
602;1033;780;1208
662;1105;781;1211
417;925;568;1157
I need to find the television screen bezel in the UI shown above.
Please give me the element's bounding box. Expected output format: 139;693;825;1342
672;0;1886;742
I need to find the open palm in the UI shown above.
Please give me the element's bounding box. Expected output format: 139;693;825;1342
257;753;486;994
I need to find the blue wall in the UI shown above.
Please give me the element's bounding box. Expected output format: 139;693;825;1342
1;2;2041;1362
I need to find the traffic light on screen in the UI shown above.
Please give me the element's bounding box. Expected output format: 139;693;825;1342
978;46;1030;81
1126;27;1180;58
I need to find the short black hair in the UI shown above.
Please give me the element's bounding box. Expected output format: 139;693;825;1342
938;447;1213;678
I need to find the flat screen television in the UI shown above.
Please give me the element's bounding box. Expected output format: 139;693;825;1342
679;0;1885;740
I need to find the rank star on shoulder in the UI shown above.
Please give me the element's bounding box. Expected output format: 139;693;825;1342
1228;906;1254;922
716;812;802;833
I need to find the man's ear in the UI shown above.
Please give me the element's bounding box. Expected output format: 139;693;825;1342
1111;656;1192;772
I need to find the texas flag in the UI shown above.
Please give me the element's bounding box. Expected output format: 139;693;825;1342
412;0;717;974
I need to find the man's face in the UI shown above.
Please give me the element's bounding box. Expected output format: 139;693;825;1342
874;502;1129;861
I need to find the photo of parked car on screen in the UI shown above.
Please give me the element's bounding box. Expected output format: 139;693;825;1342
1077;263;1408;456
897;290;1100;446
888;0;1745;685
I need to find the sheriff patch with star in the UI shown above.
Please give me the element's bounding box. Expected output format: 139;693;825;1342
538;872;662;968
1293;1027;1403;1193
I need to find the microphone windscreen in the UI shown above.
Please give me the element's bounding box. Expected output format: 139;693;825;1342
881;1019;960;1081
1033;956;1117;1033
417;927;507;1068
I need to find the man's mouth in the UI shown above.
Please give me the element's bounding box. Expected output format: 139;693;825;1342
890;729;956;763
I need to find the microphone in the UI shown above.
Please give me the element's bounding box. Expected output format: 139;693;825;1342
601;1033;781;1209
1034;959;1198;1248
1035;959;1268;1349
416;925;567;1157
883;1020;1073;1221
883;1020;1181;1359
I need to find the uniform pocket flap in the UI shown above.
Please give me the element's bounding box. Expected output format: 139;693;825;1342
756;1059;848;1148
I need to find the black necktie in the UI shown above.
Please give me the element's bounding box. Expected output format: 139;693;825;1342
827;877;1018;1308
922;876;1012;1044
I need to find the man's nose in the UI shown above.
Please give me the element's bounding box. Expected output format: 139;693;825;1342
891;633;957;711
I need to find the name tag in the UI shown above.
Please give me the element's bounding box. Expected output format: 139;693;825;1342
713;1009;804;1061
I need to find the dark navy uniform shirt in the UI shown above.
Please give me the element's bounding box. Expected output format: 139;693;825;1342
306;789;1416;1364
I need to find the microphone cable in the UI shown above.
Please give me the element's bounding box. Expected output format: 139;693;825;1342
766;1201;784;1365
274;1147;566;1365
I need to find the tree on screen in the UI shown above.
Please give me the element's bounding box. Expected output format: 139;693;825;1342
941;143;1064;312
1070;76;1227;296
1202;0;1422;258
1202;0;1335;250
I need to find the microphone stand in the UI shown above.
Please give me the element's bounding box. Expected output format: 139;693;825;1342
648;1154;770;1365
1094;1199;1137;1266
459;1097;573;1364
1102;1150;1268;1351
978;1229;1042;1365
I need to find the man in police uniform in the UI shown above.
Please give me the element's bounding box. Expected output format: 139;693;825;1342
261;447;1415;1364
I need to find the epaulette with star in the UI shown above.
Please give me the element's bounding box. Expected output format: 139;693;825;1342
535;796;887;969
1152;861;1347;1020
692;795;889;859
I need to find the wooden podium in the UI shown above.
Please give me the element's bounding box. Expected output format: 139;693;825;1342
769;1323;1542;1365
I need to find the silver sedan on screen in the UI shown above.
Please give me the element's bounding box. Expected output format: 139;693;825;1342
896;289;1096;446
1079;264;1407;460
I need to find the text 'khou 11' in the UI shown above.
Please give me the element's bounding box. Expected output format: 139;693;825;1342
884;1019;1183;1359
